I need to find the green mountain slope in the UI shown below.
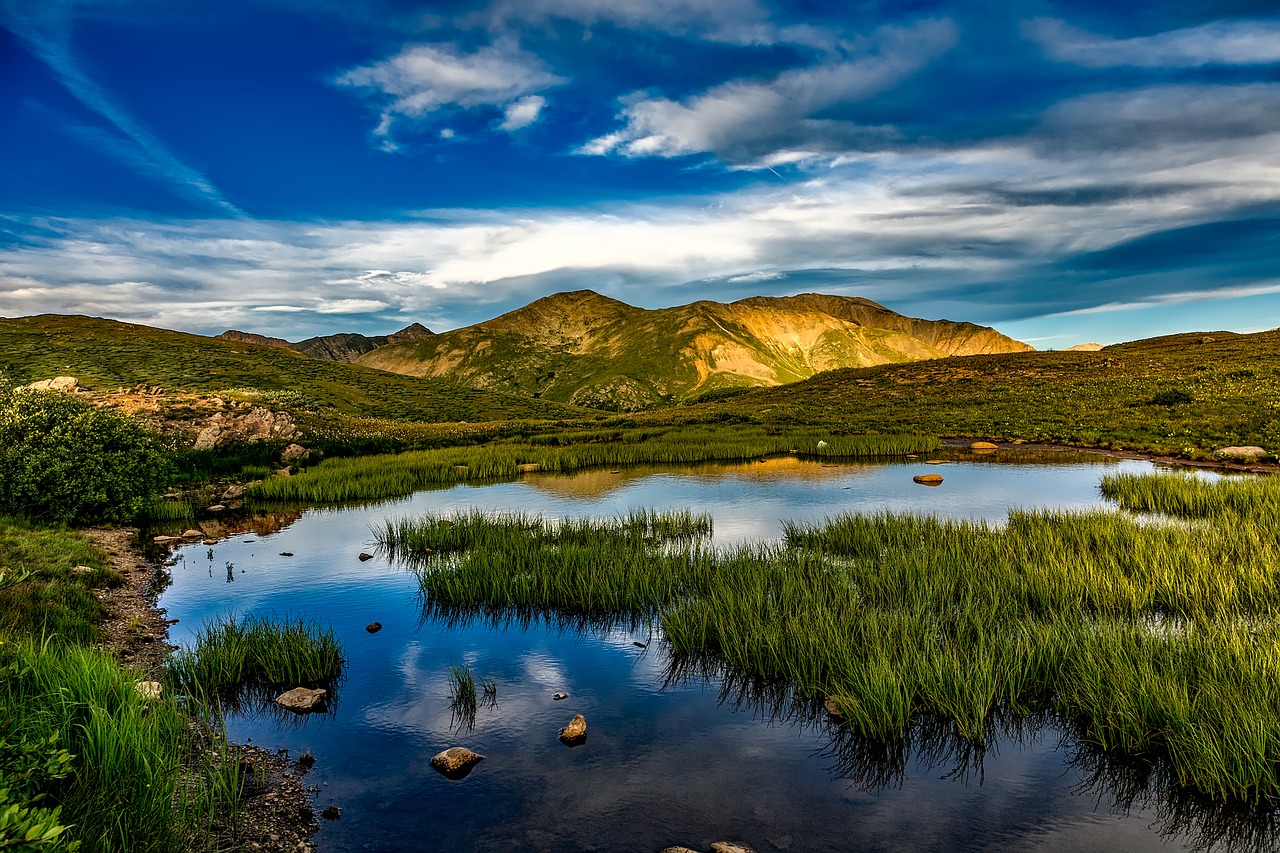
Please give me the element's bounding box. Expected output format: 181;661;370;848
694;330;1280;457
358;290;1032;410
0;315;584;423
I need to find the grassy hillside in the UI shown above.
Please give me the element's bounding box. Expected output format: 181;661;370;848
358;290;1031;411
697;330;1280;457
0;315;585;423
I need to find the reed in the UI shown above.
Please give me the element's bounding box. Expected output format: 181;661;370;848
382;472;1280;802
249;427;939;503
166;613;345;701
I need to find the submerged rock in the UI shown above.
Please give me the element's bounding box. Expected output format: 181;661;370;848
913;474;944;486
430;747;484;779
276;687;327;713
365;622;382;634
559;714;587;745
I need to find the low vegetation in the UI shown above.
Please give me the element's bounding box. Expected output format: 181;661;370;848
252;426;939;503
384;474;1280;803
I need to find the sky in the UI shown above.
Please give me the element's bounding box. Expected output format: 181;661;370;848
1;1;1278;348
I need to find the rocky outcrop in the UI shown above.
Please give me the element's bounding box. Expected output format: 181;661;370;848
193;407;299;450
276;687;327;713
218;324;435;363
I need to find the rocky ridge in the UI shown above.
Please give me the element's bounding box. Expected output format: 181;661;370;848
217;323;433;363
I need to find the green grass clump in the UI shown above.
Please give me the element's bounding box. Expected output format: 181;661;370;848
166;614;344;702
252;426;939;504
0;637;244;852
0;519;115;644
384;473;1280;802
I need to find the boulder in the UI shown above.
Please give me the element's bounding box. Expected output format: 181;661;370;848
23;376;79;393
970;441;999;450
181;529;204;539
281;444;310;464
221;484;246;501
913;474;944;486
430;747;484;779
559;714;587;744
135;681;163;701
710;844;757;853
275;687;327;713
1213;446;1268;462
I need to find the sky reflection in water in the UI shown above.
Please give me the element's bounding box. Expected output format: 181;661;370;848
156;454;1271;852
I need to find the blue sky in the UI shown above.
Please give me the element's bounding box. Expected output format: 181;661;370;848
1;0;1278;347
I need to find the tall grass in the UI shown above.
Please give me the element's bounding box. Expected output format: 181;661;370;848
0;637;244;851
166;613;345;702
250;427;940;503
383;473;1280;802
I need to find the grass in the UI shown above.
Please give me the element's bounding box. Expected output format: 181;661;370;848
381;473;1280;803
166;613;345;703
0;518;115;644
252;426;939;503
0;637;245;852
696;329;1280;458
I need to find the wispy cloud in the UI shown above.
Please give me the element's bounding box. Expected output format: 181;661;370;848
498;94;546;131
580;19;957;164
0;0;242;214
336;39;564;148
1025;17;1280;68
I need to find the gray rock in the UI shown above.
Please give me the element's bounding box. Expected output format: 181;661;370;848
1213;446;1268;462
181;529;204;539
430;747;484;779
221;484;246;501
281;444;310;464
23;376;79;393
710;844;757;853
275;687;327;713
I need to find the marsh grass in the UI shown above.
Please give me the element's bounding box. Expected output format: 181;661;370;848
250;427;939;503
166;613;345;703
0;637;245;852
383;473;1280;802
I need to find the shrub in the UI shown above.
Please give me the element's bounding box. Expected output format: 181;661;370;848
1149;388;1193;406
0;389;171;525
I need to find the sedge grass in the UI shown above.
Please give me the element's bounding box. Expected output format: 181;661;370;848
383;472;1280;802
250;426;939;504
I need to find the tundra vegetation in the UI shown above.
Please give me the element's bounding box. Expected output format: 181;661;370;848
380;472;1280;803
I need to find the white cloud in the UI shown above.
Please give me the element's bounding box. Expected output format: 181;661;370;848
337;40;564;143
1025;17;1280;68
498;94;546;131
579;19;957;164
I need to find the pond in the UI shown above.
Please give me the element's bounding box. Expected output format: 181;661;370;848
155;453;1271;852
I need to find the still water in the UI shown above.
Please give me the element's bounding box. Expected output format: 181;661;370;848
156;453;1269;852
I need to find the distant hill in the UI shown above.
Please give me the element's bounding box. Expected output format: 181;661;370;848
357;290;1033;410
0;315;581;424
217;322;432;363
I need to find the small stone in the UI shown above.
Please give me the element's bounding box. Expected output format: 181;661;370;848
925;460;945;464
206;504;226;512
358;552;374;562
280;551;294;557
365;622;382;633
203;539;218;545
135;681;162;701
1012;439;1027;445
221;484;246;501
970;441;999;451
660;848;701;853
913;474;944;486
152;535;182;544
162;492;181;500
552;692;568;701
275;687;327;713
559;714;587;744
181;529;203;539
431;747;484;779
633;641;647;648
72;565;94;573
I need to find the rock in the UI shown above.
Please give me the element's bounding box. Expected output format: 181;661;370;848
193;407;299;451
660;848;701;853
711;843;757;853
970;441;999;450
358;552;374;562
162;492;182;500
281;444;310;464
23;376;79;393
275;687;327;713
206;504;226;512
153;535;182;544
221;484;246;501
321;805;341;820
430;747;484;779
280;551;294;557
913;474;944;486
633;641;647;648
816;440;828;449
1213;446;1268;462
135;681;162;701
559;714;587;744
552;692;568;701
823;696;846;719
1012;439;1027;445
925;460;945;465
181;529;204;539
365;622;382;634
203;539;218;545
72;565;93;573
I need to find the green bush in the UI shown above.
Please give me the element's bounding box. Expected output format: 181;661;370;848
0;389;171;525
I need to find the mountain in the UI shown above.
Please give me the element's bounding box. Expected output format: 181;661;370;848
357;290;1033;411
217;322;433;363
